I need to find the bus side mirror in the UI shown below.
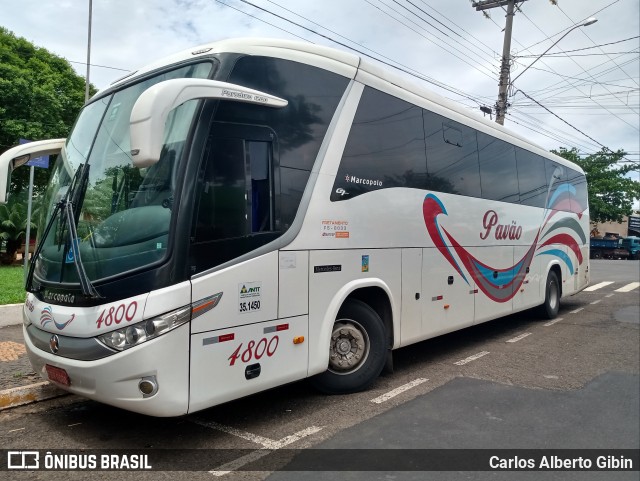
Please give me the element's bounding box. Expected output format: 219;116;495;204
0;139;65;204
129;78;288;167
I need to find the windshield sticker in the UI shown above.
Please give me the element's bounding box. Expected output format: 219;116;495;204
65;238;81;264
40;306;75;331
321;220;350;239
238;282;262;314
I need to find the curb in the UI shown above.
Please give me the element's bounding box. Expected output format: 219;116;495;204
0;381;69;410
0;303;23;328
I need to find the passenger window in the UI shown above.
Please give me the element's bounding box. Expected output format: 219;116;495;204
516;148;548;208
477;132;519;203
331;87;427;201
545;159;569;211
424;112;481;197
217;56;349;171
567;168;588;215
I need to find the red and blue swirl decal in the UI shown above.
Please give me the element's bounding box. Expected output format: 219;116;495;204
423;183;586;303
40;306;75;330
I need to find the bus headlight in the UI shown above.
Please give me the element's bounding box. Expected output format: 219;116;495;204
97;305;191;351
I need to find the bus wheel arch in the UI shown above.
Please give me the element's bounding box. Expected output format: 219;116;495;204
311;286;393;394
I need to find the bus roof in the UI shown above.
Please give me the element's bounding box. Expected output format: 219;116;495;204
97;37;584;175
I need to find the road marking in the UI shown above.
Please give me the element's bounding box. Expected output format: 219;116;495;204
8;427;25;433
569;308;584;314
584;282;614;292
454;351;490;366
67;423;82;427
590;300;602;305
206;425;323;476
605;294;615;298
506;332;532;343
370;378;428;404
615;282;640;293
192;420;279;448
544;317;563;326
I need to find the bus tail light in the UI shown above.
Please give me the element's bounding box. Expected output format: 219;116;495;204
97;305;191;351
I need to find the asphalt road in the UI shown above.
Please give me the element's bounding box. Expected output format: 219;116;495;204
1;259;638;480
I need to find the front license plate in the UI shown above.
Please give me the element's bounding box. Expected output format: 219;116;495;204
45;364;71;386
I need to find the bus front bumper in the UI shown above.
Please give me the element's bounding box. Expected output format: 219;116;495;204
23;323;190;417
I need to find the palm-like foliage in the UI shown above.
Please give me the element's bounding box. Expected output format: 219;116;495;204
0;197;38;263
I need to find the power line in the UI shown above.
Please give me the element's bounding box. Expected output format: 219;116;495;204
230;0;489;105
556;1;638;89
516;50;639;58
416;0;500;56
512;89;608;149
401;0;500;67
515;35;639;56
515;6;639;129
216;0;634;154
214;0;309;41
66;60;130;72
368;0;499;80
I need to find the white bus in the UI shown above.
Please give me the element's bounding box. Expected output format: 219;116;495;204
0;38;589;416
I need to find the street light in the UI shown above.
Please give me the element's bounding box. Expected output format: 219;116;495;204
510;17;598;88
496;16;597;124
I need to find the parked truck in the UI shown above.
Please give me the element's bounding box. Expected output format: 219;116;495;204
621;236;640;260
590;237;629;259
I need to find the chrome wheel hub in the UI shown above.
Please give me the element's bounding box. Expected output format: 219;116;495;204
328;321;370;375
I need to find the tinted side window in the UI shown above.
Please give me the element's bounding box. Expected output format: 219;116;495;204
424;112;481;197
567;168;588;214
332;87;426;201
477;132;519;203
217;56;349;171
545;159;569;211
516;148;548;208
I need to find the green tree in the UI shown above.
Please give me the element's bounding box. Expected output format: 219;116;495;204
552;147;640;225
0;27;96;197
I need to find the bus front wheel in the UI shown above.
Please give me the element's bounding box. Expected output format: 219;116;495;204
540;270;560;320
311;299;386;394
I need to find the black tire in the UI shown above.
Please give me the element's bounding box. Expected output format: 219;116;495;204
539;270;561;320
311;299;387;394
592;250;601;259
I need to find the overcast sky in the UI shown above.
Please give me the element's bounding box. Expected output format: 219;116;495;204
3;0;639;174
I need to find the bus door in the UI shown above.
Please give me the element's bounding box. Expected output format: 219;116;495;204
188;123;308;412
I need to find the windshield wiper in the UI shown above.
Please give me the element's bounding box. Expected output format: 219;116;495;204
26;163;102;299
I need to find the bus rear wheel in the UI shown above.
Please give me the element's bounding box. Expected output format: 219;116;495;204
540;270;560;320
311;299;386;394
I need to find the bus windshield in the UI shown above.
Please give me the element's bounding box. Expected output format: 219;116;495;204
33;62;213;286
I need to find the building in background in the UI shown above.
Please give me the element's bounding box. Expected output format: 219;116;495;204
591;215;640;238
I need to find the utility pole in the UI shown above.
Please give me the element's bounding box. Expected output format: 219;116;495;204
85;0;93;103
472;0;528;125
